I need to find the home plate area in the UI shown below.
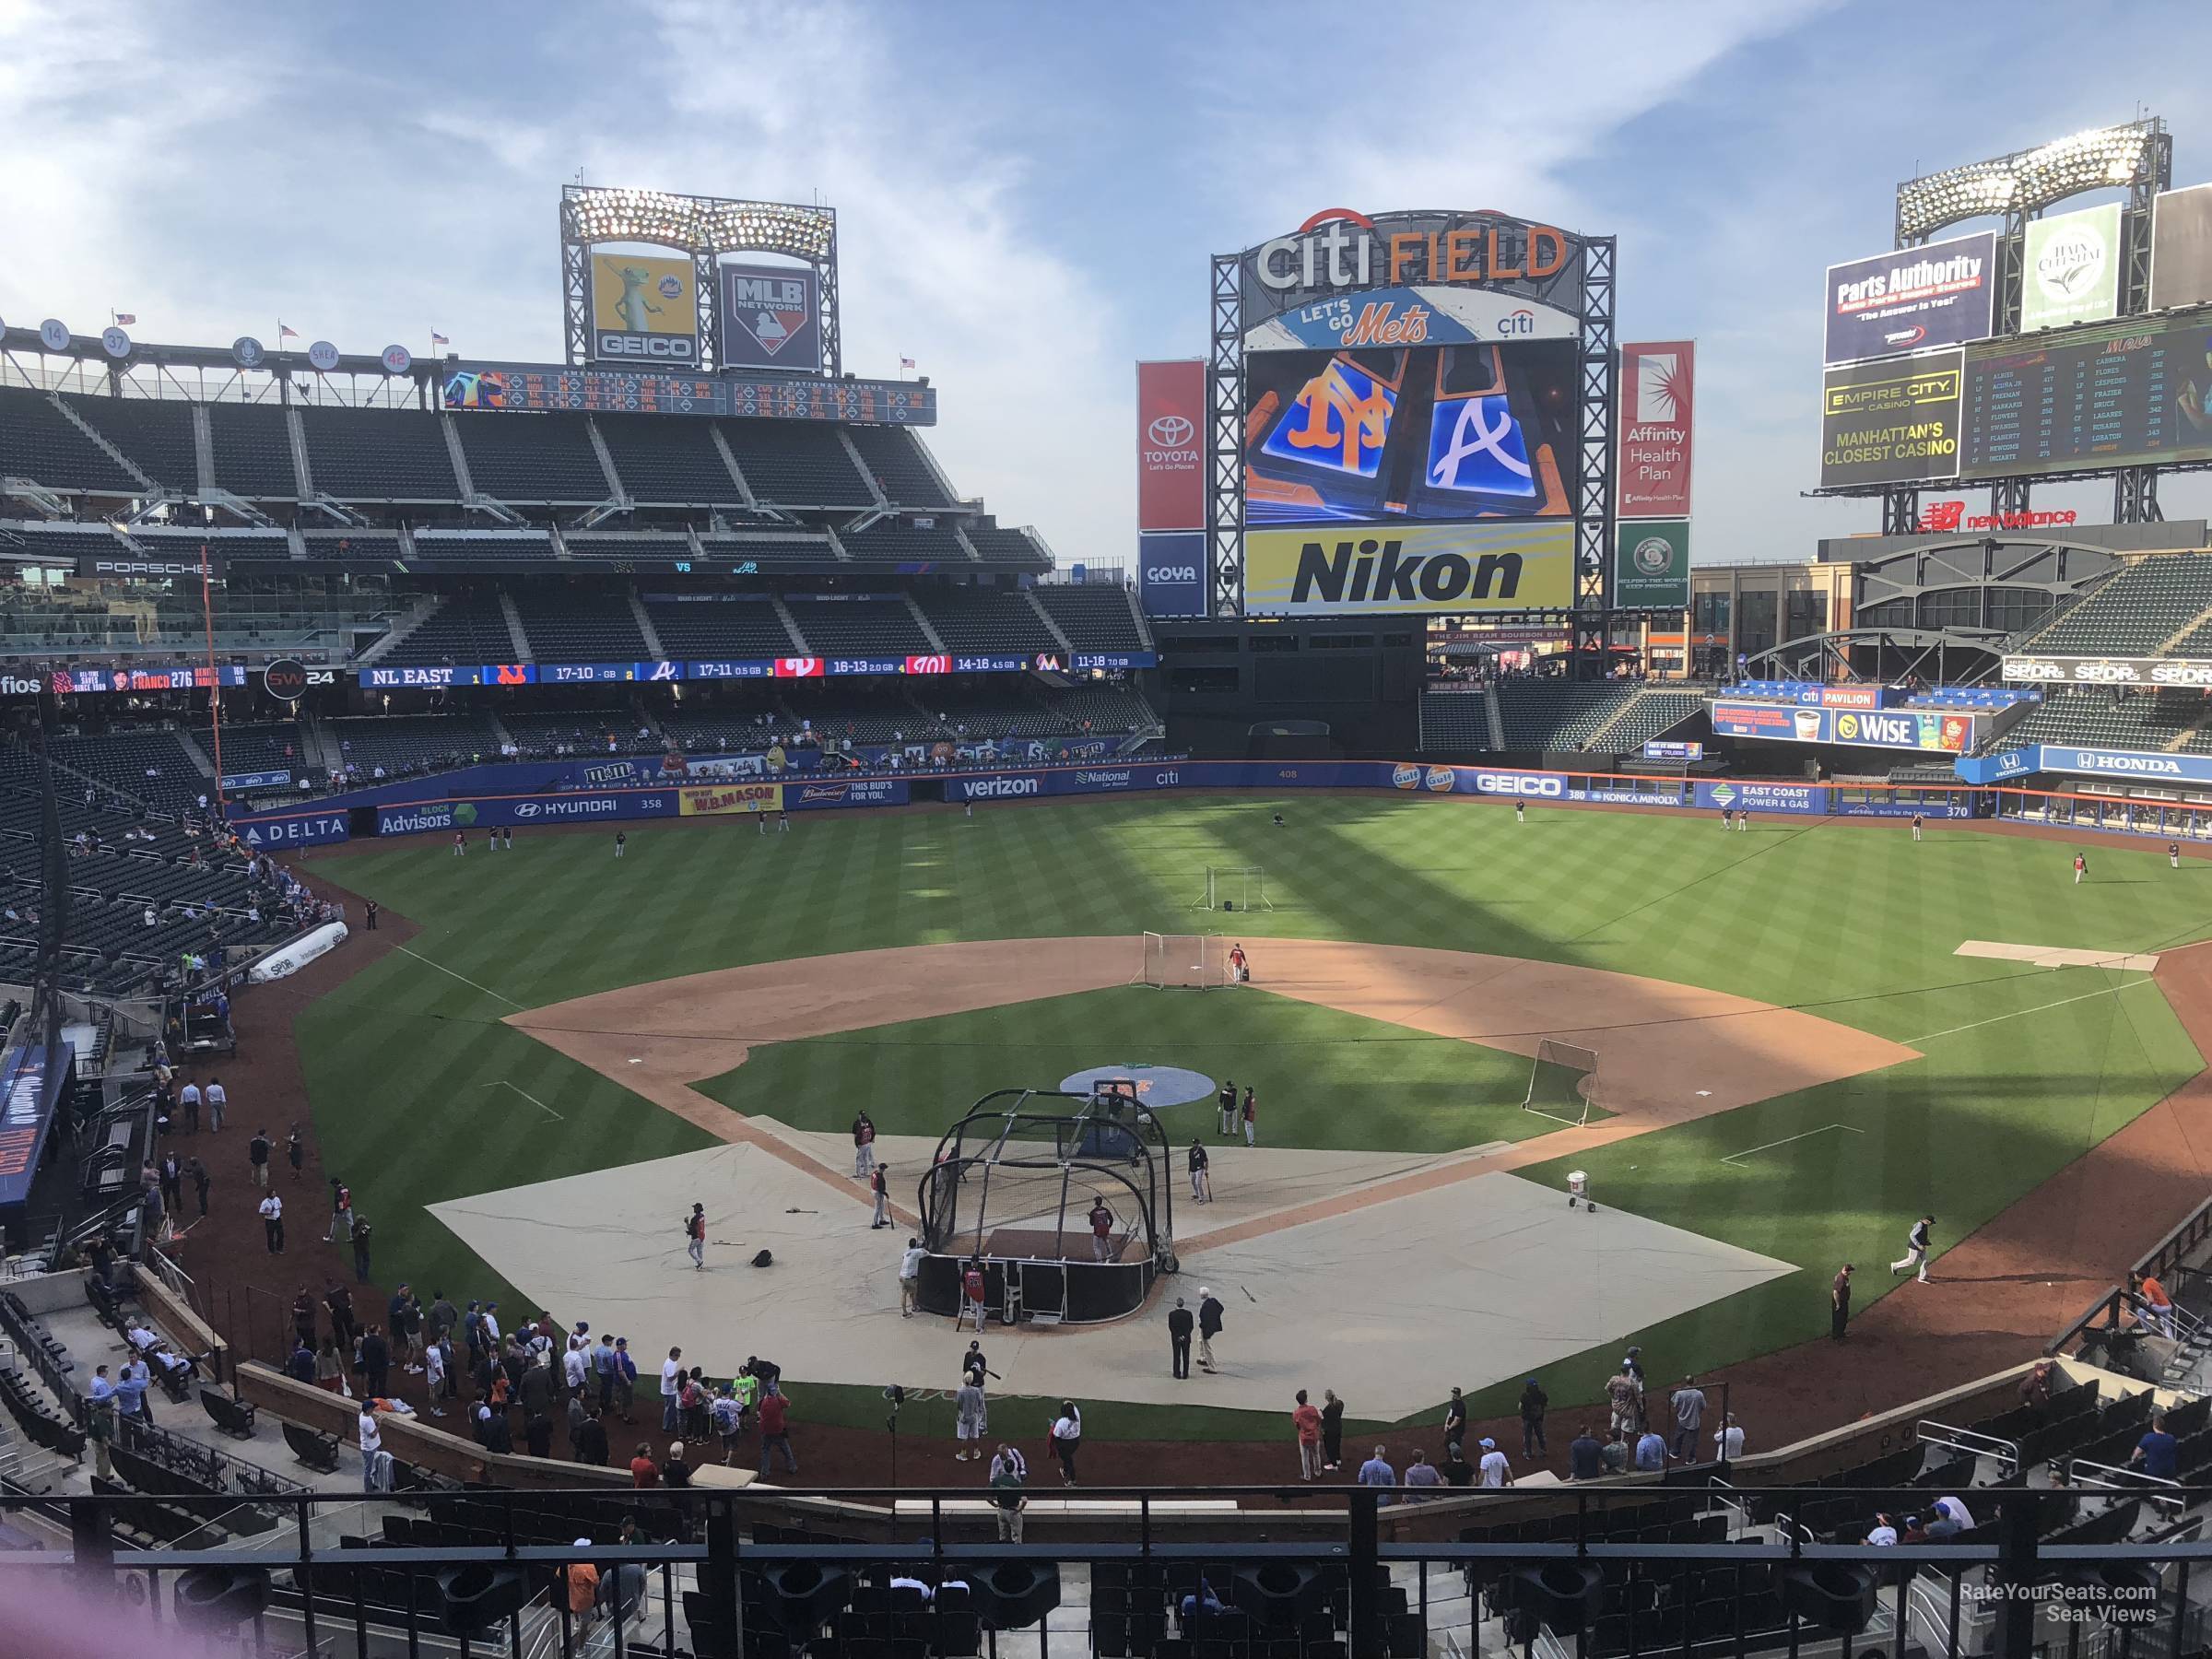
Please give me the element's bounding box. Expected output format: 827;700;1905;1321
430;1149;1791;1418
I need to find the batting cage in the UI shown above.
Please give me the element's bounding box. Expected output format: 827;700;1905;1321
915;1085;1175;1325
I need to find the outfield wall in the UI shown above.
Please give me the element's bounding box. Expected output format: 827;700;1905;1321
232;759;1984;851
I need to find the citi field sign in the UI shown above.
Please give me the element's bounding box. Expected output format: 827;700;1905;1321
1235;208;1588;348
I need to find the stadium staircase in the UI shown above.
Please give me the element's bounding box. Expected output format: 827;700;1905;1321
49;394;158;499
349;591;440;666
901;593;947;653
171;729;217;786
1485;688;1505;748
628;592;666;658
772;594;810;653
1026;590;1073;653
496;591;531;660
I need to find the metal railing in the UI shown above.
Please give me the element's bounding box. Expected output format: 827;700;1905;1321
0;1482;2202;1659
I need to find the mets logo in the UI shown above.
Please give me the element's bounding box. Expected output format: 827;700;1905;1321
1391;763;1421;790
1425;766;1455;793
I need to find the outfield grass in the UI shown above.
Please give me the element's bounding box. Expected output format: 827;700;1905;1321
697;984;1599;1151
298;796;2212;1434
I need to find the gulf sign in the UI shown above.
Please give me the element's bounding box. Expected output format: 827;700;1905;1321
1137;360;1206;531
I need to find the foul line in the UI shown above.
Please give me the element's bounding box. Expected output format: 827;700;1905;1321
1720;1124;1864;1167
482;1080;562;1122
1898;977;2157;1046
395;945;523;1011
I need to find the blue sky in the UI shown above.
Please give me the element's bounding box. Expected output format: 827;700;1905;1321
3;0;2208;571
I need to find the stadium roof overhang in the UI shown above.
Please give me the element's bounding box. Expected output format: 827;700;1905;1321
1740;626;2009;684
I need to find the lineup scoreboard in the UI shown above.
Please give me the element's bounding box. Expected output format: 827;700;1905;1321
441;363;935;425
1960;312;2212;478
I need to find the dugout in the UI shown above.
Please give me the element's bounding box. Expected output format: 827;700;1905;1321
913;1086;1175;1326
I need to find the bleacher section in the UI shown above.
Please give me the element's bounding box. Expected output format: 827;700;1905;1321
0;388;142;495
510;589;649;661
839;519;970;564
1051;683;1155;733
1420;689;1495;750
962;519;1048;568
2025;554;2212;656
380;594;518;665
2000;688;2207;752
48;730;206;814
641;595;796;657
695;531;838;567
327;713;503;777
846;425;953;507
299;406;460;501
724;424;873;505
919;588;1057;653
206;404;299;499
214;723;311;780
1603;688;1707;750
658;698;785;752
787;597;931;655
594;413;740;503
408;529;553;563
1035;584;1144;651
498;709;654;756
1496;683;1642;750
61;394;196;491
453;418;610;503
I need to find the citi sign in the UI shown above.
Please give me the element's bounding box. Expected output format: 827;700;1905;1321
1251;208;1570;291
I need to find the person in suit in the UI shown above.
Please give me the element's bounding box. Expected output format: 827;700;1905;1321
1167;1297;1194;1379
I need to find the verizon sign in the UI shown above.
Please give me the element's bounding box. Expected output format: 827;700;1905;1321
2002;654;2212;688
1136;359;1205;531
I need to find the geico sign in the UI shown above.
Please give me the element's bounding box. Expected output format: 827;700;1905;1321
1474;772;1562;797
595;332;698;360
1146;565;1199;584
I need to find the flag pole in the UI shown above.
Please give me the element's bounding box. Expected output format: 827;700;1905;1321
199;542;227;818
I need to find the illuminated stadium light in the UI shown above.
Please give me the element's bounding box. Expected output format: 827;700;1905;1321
1896;120;2162;241
561;184;833;260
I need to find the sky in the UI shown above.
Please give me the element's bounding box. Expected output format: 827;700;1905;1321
3;0;2210;573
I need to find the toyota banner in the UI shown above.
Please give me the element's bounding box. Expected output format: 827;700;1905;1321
1136;359;1206;531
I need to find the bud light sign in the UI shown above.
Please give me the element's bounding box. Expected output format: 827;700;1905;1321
1137;532;1206;618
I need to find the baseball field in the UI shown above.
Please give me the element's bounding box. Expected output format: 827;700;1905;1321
268;794;2210;1456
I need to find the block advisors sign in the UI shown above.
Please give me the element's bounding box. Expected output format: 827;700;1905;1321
1612;520;1688;608
1244;520;1574;616
1617;341;1693;517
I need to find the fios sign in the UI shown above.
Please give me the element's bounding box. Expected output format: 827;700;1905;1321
1136;360;1205;530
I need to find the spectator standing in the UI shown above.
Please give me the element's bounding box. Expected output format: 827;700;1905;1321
1441;1445;1475;1487
188;1156;210;1218
759;1386;798;1476
1477;1438;1512;1487
629;1441;660;1488
358;1404;383;1493
991;1453;1028;1542
1520;1377;1548;1460
206;1077;226;1133
359;1324;390;1399
352;1216;374;1284
247;1129;271;1189
1634;1427;1667;1471
1404;1450;1441;1497
1241;1086;1257;1147
574;1405;609;1465
259;1191;284;1253
1168;1297;1195;1378
1357;1445;1396;1501
288;1124;305;1183
2132;1413;2180;1479
712;1386;742;1465
1831;1264;1853;1339
1713;1417;1746;1460
853;1112;877;1180
1606;1366;1641;1436
1292;1389;1324;1481
180;1078;202;1134
1441;1387;1466;1456
324;1177;352;1245
899;1236;925;1316
660;1347;684;1432
1670;1377;1708;1461
1321;1389;1346;1472
955;1375;988;1460
1196;1288;1225;1373
1568;1425;1603;1481
686;1203;706;1268
1050;1400;1082;1485
871;1164;891;1230
1188;1139;1210;1203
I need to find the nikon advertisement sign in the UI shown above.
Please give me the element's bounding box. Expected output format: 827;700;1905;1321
1244;520;1573;616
